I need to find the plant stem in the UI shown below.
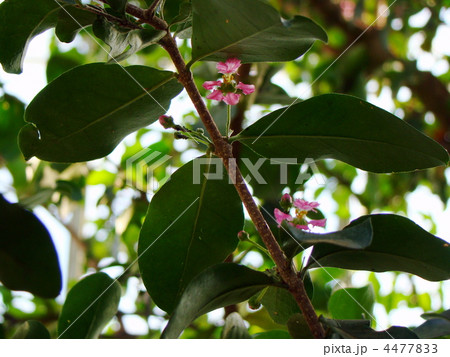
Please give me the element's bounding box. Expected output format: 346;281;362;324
129;8;325;339
226;105;232;138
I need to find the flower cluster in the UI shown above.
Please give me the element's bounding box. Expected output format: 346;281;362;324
274;193;326;231
203;58;255;105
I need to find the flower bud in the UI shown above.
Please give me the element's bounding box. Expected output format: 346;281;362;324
237;230;250;241
159;115;174;129
280;193;293;212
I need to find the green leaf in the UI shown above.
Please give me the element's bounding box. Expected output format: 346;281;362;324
0;194;62;298
328;285;375;321
253;330;291;339
0;0;63;73
414;309;450;339
236;94;449;173
191;0;327;63
0;94;25;161
286;314;314;338
161;263;277;339
321;317;418;339
108;0;128;15
55;5;96;43
221;312;251;339
261;286;301;325
307;214;450;281
46;50;84;83
58;272;121;338
12;321;50;339
138;157;244;313
19;63;182;162
280;217;373;259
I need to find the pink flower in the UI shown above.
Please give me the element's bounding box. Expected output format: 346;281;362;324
274;197;326;232
203;57;254;106
223;93;241;105
274;208;293;227
236;82;255;95
294;199;320;212
216;58;241;74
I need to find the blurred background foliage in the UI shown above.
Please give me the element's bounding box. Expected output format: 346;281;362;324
0;0;449;338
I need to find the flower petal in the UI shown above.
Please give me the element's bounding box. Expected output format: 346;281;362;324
223;93;241;105
293;198;320;212
274;208;293;226
217;58;241;74
206;89;224;101
309;219;327;228
236;82;255;95
203;80;222;90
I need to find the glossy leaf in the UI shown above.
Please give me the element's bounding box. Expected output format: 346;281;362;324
236;94;449;173
287;314;314;338
161;263;277;338
221;312;251;339
55;5;96;43
0;195;62;298
12;321;50;339
58;272;121;338
328;285;375;320
414;309;450;339
307;214;450;281
139;157;244;313
321;318;418;339
191;0;327;63
280;217;373;259
108;0;128;15
0;0;63;73
19;63;182;162
261;286;301;325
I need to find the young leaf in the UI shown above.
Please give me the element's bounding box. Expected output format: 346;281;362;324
0;0;64;73
328;286;375;321
58;272;121;339
307;214;450;281
236;94;449;173
0;195;62;298
221;312;251;339
280;217;373;259
191;0;327;63
19;64;182;162
138;157;244;313
161;263;277;339
55;5;96;43
93;18;165;62
12;321;50;339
